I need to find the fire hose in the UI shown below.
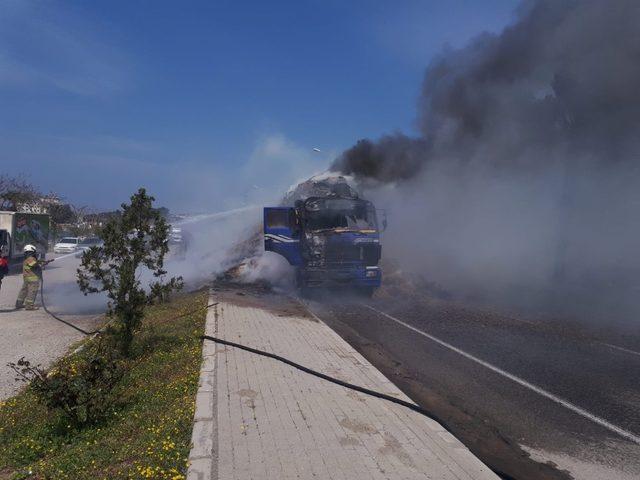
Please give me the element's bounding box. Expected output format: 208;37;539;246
39;266;216;337
37;258;102;336
36;265;456;438
200;332;454;427
39;278;102;336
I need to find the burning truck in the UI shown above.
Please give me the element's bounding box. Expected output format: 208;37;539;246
263;176;384;296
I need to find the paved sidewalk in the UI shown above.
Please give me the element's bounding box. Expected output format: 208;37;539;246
188;295;499;480
0;258;103;399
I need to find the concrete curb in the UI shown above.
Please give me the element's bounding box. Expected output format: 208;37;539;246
186;302;218;480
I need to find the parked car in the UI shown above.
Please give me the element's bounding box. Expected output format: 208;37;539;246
53;237;80;254
75;236;103;257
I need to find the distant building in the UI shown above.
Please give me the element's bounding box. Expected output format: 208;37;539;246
15;194;62;214
15;202;49;214
40;193;63;206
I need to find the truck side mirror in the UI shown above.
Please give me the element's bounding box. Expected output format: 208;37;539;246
382;218;388;231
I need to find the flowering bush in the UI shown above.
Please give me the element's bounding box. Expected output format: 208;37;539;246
1;291;206;478
9;345;123;426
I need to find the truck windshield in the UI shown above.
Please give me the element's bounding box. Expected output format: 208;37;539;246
305;199;377;231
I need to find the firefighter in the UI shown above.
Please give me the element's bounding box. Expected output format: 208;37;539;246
15;244;43;311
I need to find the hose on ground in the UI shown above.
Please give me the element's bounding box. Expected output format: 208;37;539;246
38;275;454;439
39;272;219;336
201;333;455;433
39;277;102;336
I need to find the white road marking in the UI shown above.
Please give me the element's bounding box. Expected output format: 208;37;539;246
601;342;640;358
361;303;640;446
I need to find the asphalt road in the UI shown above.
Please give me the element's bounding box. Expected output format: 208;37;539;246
305;293;640;480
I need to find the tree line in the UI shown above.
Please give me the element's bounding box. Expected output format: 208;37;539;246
1;175;170;230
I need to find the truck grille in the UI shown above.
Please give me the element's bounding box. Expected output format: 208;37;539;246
325;244;380;266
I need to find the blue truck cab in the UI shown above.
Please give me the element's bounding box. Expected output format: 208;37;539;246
264;193;383;296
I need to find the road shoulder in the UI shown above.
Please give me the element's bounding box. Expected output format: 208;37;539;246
0;270;102;400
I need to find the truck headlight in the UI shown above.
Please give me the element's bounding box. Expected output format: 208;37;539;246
366;270;378;277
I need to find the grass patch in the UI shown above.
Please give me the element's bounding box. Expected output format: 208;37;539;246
0;291;209;480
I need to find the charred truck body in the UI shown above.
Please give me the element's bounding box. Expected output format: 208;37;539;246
264;178;382;295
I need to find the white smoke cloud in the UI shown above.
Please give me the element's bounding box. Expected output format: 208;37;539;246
160;133;331;287
241;134;332;203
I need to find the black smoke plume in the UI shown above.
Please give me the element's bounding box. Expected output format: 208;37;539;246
334;0;640;181
333;0;640;328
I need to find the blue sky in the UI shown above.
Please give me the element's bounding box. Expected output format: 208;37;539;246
0;0;517;211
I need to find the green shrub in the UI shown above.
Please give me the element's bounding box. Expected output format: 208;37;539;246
9;344;124;427
78;188;183;355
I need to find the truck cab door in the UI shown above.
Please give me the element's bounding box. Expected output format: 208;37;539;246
263;207;301;266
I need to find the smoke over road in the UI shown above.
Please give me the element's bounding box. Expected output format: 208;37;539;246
332;0;640;326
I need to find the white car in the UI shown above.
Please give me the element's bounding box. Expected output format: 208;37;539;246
53;237;80;254
75;236;103;257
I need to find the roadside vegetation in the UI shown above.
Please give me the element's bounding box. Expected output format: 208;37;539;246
1;188;200;480
77;188;183;356
0;291;208;480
